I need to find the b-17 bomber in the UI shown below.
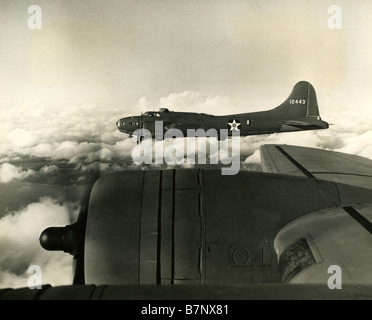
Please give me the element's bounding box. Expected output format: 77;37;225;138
116;81;329;141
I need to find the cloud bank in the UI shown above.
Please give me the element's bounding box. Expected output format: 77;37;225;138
0;163;35;183
0;197;79;288
1;97;372;172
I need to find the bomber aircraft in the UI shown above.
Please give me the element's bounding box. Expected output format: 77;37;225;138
2;144;372;299
116;81;329;141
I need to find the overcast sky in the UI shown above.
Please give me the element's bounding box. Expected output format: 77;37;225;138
0;0;371;113
1;0;372;288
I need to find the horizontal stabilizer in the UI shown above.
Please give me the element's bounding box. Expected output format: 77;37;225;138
260;144;372;189
279;120;318;127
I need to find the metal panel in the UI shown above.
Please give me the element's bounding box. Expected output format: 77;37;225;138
139;171;161;285
174;170;202;284
160;170;174;284
202;170;341;284
84;171;144;285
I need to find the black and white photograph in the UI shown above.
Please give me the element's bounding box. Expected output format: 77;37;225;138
1;0;372;303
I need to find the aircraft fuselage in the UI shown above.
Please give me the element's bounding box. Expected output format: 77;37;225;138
116;109;328;138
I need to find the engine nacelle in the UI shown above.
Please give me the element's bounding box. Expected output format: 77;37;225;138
40;169;372;285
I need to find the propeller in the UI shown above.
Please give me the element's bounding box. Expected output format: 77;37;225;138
39;184;93;284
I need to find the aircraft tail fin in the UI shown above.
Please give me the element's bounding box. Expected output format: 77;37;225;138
275;81;320;118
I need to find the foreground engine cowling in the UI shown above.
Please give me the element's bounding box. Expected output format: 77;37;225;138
40;169;372;285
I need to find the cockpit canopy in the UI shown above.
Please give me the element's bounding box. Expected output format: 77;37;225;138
143;111;161;117
142;108;170;117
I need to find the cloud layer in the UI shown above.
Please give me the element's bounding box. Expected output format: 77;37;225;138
1;97;372;181
0;163;35;183
0;197;79;288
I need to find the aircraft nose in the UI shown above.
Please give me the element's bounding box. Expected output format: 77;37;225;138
116;116;139;134
116;118;128;133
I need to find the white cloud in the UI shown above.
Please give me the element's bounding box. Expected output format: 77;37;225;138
6;128;38;148
160;91;232;115
244;149;261;165
238;112;372;164
81;162;109;172
0;163;35;183
138;96;151;111
0;197;79;288
1;101;372;173
337;130;372;159
39;165;59;175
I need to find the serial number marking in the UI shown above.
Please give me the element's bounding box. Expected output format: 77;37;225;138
289;99;306;105
185;305;228;315
229;244;272;267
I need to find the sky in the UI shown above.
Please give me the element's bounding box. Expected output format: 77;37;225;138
0;0;371;110
0;0;372;288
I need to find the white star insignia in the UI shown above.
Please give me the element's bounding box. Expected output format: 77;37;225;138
228;119;241;131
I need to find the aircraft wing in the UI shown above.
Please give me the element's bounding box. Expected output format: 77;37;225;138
260;144;372;189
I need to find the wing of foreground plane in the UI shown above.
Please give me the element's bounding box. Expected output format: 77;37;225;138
260;144;372;286
260;144;372;189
